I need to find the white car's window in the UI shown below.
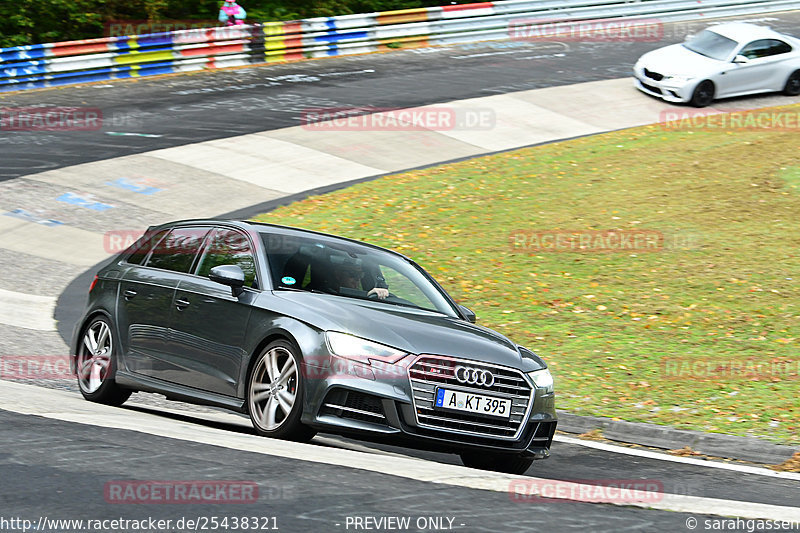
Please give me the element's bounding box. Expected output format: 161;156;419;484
740;39;792;59
683;30;738;60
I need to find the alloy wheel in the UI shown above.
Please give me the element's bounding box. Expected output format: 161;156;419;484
77;319;113;394
249;346;299;431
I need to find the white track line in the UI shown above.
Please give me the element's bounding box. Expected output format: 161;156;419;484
0;288;57;331
1;381;798;522
554;435;800;481
129;400;800;481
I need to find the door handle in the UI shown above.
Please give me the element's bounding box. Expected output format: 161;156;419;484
123;289;137;300
175;298;191;310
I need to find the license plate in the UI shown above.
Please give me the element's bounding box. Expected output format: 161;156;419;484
435;388;511;419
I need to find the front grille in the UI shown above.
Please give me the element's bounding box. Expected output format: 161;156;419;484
408;355;533;440
644;68;663;81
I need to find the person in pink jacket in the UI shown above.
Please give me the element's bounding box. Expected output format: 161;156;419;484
219;0;247;26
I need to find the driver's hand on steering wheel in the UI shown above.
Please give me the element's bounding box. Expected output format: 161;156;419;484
367;287;389;299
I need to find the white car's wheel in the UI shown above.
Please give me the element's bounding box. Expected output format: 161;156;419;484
784;70;800;96
690;80;715;107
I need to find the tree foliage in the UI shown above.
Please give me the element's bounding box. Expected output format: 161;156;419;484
0;0;459;47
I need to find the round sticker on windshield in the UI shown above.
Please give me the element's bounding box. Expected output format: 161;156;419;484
281;276;296;285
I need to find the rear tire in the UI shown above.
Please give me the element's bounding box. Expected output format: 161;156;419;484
783;70;800;96
690;80;715;107
460;451;534;475
247;339;316;442
75;317;131;406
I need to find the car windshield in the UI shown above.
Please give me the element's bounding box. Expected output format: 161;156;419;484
261;231;458;317
683;29;739;60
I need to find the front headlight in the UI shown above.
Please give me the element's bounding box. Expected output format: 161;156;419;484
663;75;694;85
325;331;406;364
527;368;554;394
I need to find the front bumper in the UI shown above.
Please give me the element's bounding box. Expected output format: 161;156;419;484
303;354;557;458
632;67;693;103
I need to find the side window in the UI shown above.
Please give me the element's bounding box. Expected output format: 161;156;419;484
195;228;258;288
144;227;210;273
767;39;792;55
740;39;790;59
126;229;168;265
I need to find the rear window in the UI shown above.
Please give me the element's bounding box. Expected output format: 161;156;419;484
125;229;168;265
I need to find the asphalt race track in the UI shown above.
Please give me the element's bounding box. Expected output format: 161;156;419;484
1;11;800;533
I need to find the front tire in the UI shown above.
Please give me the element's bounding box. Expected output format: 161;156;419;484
690;80;715;107
75;317;131;406
460;451;534;475
247;339;316;442
784;70;800;96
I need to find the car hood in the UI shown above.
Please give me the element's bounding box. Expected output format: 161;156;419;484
638;44;724;77
272;291;546;372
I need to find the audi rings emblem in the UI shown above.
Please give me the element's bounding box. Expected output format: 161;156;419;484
454;365;495;387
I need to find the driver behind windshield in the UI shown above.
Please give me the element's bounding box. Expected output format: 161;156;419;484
332;257;389;300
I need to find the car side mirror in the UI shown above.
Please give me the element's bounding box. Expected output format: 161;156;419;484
458;304;477;323
733;54;749;64
209;264;245;297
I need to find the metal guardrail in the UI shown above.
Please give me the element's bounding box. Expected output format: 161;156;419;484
1;0;799;92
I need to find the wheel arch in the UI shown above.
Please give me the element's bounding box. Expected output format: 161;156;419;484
243;332;298;389
238;318;322;399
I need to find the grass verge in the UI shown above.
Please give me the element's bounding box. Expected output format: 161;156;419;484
254;104;800;444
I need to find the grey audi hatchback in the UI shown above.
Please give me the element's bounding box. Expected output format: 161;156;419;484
71;219;556;473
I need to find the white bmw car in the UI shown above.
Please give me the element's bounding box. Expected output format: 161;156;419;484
633;23;800;107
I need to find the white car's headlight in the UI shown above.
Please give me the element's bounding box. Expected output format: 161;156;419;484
663;75;694;85
325;331;406;364
527;368;554;394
